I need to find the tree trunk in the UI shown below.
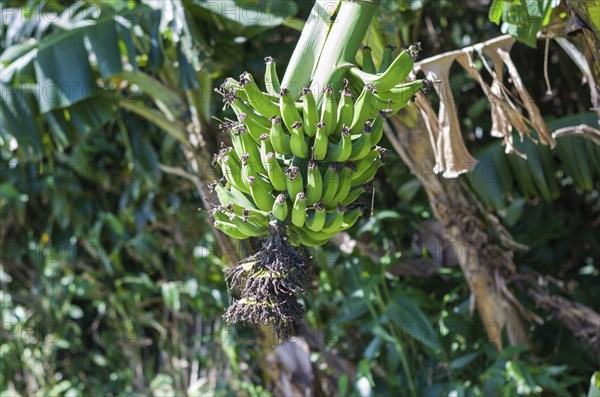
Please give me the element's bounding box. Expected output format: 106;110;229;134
566;0;600;111
385;105;531;350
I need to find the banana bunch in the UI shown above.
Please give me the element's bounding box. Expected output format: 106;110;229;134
213;47;425;246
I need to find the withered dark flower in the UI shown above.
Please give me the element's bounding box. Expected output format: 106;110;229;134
222;232;310;342
216;117;241;134
214;80;239;109
223;295;304;342
407;41;422;59
379;99;394;118
421;79;433;93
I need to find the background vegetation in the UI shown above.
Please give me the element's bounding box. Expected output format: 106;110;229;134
1;0;599;396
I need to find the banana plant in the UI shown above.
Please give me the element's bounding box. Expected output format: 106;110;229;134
211;0;429;341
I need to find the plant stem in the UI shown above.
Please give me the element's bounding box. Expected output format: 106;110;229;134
310;0;378;102
281;0;340;98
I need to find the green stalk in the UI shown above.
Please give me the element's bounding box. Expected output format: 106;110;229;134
281;0;340;98
310;0;378;103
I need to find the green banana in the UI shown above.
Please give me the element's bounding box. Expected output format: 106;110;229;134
215;188;272;230
265;151;287;192
306;161;323;205
269;116;292;155
231;100;270;132
352;147;386;181
214;207;237;226
301;87;319;137
328;165;352;209
230;125;246;160
350;84;378;132
340;186;366;206
341;207;364;230
370;113;385;146
321;163;340;206
290;121;309;158
241;153;258;184
336;79;354;132
233;220;266;238
264;57;281;97
326;125;352;162
291;192;307;227
246;175;275;212
349;49;414;91
292;223;339;241
321;205;345;233
285;166;304;201
279;87;303;133
259;133;273;166
223;202;269;226
221;154;250;194
372;80;424;110
272;193;288;221
287;225;329;247
213;206;267;237
312;121;329;161
320;85;337;136
222;145;241;166
305;203;326;232
362;45;375;73
351;159;383;187
214;183;256;209
238;112;269;141
348;121;373;161
223;209;268;237
378;45;396;73
214;220;249;239
238;129;266;173
210;207;232;224
239;71;280;118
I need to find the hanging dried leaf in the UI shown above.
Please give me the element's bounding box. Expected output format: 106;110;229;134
419;55;478;178
403;34;592;178
456;51;527;158
413;92;441;170
475;40;533;147
497;48;556;148
482;38;556;148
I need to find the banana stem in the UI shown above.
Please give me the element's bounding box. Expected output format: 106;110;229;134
310;0;378;102
281;0;341;98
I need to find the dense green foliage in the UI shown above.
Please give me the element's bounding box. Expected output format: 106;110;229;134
1;0;599;396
